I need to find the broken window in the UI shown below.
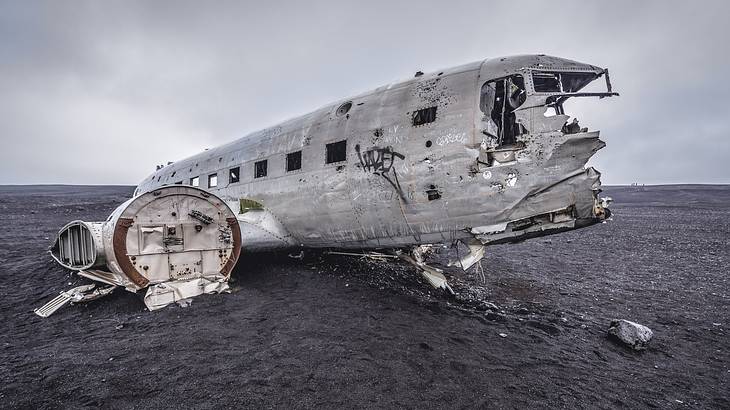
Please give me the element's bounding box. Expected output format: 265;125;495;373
229;166;240;184
255;160;267;178
286;151;302;172
560;72;598;92
533;72;561;93
426;185;441;201
208;173;218;188
325;140;347;164
412;106;437;126
190;176;199;187
480;74;525;146
532;71;598;93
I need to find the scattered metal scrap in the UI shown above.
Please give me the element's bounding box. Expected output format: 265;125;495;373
326;250;400;261
34;283;116;318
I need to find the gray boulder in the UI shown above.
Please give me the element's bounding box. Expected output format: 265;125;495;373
607;319;653;350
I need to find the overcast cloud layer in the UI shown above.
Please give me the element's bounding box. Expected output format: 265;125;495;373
1;0;729;185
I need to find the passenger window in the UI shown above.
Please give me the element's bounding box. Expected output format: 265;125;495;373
229;166;240;184
208;173;218;188
412;106;437;126
255;160;268;178
286;151;302;172
190;176;200;187
325;140;347;164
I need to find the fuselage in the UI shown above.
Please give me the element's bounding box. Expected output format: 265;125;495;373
135;55;615;252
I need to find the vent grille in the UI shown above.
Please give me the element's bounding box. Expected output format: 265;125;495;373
53;223;95;269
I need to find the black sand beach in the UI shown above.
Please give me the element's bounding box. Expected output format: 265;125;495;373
0;185;727;409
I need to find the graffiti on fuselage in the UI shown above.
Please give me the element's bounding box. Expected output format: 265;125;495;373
355;144;406;199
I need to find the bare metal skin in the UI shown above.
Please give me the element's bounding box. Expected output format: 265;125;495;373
137;54;616;252
45;54;617;311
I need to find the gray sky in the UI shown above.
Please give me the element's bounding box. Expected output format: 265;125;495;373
1;0;728;185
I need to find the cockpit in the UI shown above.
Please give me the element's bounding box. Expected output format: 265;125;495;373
478;56;617;164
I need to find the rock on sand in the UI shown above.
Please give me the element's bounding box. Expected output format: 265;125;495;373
607;319;653;350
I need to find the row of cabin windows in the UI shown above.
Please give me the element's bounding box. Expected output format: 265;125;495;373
174;139;349;188
159;106;438;188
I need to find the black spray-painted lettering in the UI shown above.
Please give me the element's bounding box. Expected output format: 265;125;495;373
355;144;406;199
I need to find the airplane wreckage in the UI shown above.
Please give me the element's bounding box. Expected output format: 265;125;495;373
37;54;618;317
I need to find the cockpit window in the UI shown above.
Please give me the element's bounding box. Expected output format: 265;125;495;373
532;71;598;93
533;72;561;92
561;72;598;92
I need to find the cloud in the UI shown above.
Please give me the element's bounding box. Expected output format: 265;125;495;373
1;0;728;184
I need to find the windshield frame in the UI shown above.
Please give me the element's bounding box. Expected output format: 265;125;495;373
529;70;602;94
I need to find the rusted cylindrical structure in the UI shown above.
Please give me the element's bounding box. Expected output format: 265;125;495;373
50;186;241;291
